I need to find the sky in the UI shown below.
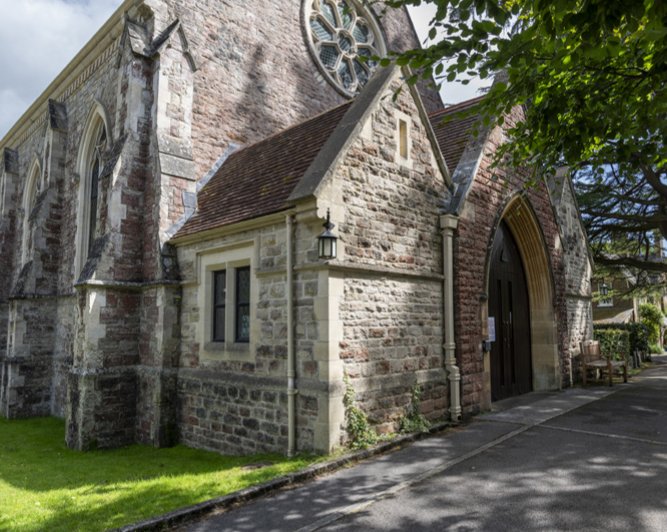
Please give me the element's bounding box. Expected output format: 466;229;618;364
0;0;486;140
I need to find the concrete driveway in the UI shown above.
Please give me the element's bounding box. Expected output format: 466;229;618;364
178;356;667;531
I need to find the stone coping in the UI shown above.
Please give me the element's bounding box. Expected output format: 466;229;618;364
113;422;451;532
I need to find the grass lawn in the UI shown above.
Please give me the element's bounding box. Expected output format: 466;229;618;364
0;417;319;531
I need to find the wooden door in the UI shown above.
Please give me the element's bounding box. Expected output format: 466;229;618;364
489;222;532;401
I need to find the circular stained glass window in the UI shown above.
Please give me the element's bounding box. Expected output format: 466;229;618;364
304;0;386;97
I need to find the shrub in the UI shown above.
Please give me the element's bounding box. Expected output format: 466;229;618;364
639;303;664;346
594;322;649;356
593;328;630;361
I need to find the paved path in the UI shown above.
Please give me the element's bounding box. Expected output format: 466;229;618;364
178;356;667;531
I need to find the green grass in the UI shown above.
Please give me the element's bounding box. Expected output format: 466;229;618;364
0;417;319;531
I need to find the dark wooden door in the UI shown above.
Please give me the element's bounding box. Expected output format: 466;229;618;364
489;222;532;401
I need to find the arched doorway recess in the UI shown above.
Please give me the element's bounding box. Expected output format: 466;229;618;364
489;221;532;400
486;196;560;399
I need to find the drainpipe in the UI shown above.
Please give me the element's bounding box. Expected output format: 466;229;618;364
286;214;297;456
441;214;462;422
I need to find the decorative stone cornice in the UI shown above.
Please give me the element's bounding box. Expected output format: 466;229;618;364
0;0;141;150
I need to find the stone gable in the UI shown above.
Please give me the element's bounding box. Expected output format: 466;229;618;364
315;71;450;436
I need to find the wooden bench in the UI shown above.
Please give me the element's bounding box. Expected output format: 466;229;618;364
580;340;628;387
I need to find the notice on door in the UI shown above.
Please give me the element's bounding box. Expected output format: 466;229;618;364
488;317;496;342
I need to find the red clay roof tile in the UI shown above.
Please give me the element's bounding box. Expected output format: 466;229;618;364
429;96;484;172
176;102;353;238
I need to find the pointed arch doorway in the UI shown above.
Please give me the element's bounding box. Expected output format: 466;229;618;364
483;196;561;406
489;221;532;401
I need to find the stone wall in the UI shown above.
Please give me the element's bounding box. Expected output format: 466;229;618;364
143;0;441;180
177;372;289;454
3;299;57;417
51;297;77;417
333;85;444;274
548;173;593;384
175;216;327;454
339;275;447;434
318;73;449;437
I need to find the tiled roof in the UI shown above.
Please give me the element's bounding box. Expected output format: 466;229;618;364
429;96;484;172
176;102;353;238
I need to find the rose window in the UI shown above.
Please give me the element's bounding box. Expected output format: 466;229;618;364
305;0;386;97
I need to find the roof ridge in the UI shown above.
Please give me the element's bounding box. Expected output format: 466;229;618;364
429;95;485;118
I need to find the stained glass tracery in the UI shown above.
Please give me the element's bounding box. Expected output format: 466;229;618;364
306;0;385;96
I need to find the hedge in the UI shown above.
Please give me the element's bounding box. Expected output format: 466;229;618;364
594;322;649;357
593;328;630;361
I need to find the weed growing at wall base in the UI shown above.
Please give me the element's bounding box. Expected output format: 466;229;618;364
399;385;431;434
0;417;318;531
343;373;379;450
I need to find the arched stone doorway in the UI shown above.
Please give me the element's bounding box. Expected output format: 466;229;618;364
485;196;560;402
489;221;532;400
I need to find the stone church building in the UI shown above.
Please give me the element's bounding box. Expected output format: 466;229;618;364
0;0;592;455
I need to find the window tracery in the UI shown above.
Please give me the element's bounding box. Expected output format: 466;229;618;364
86;125;106;255
20;162;41;265
305;0;386;96
74;105;110;278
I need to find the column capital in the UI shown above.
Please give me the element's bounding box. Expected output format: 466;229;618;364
439;214;459;232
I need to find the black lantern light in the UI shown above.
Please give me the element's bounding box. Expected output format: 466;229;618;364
600;281;610;297
318;209;337;260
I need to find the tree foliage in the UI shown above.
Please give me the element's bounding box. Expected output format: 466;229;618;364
639;302;664;346
576;162;667;296
381;0;667;274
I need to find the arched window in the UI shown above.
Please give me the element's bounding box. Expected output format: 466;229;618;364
86;124;106;254
75;106;110;277
21;161;41;265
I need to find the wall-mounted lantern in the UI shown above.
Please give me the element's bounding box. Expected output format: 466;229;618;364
318;209;337;260
600;281;610;297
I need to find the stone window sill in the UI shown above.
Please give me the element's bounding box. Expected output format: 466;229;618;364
202;341;252;362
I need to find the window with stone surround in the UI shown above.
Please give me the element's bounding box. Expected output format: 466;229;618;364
87;126;105;254
398;119;409;159
211;266;251;344
304;0;386;97
199;243;256;361
20;161;41;265
74;104;110;278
